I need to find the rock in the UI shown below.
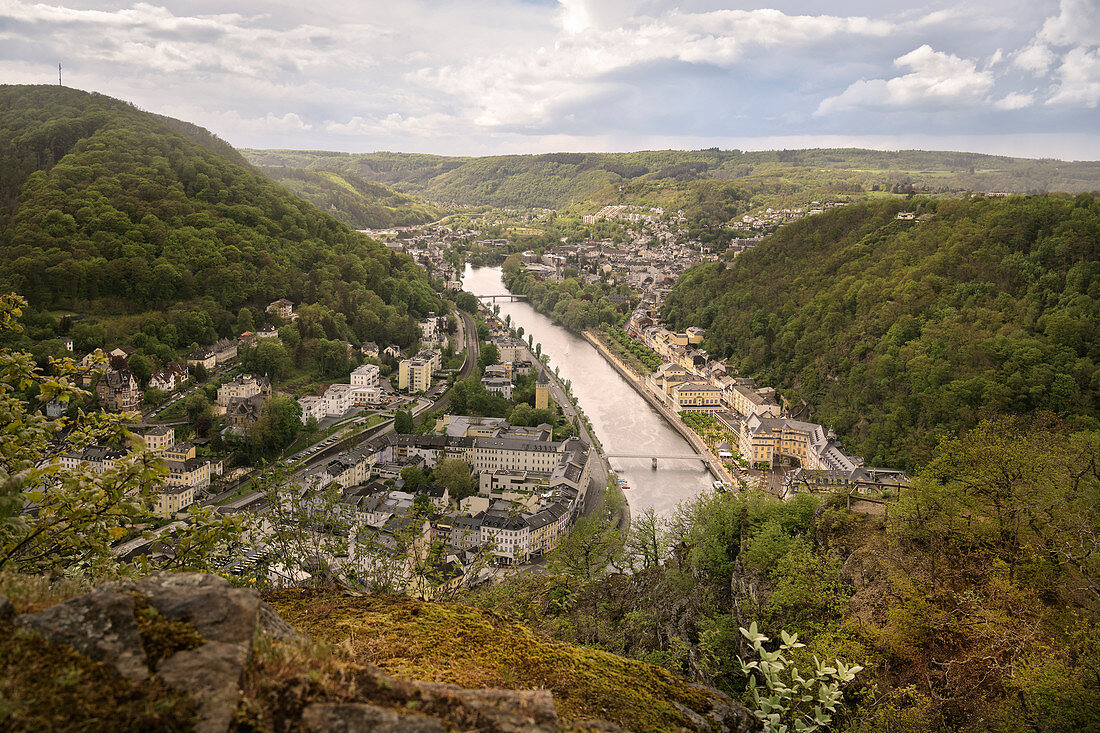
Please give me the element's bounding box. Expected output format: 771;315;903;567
259;599;302;643
414;683;559;732
136;573;260;733
301;703;447;732
156;641;249;733
15;589;150;682
137;572;259;649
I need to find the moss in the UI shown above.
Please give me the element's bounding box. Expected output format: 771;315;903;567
0;619;196;732
266;589;719;732
129;594;204;670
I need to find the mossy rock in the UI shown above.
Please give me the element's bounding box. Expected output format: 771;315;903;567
266;589;729;731
0;619;196;732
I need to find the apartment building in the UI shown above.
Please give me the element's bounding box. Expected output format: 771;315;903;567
217;374;271;407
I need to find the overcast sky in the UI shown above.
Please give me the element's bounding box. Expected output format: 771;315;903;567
2;0;1099;159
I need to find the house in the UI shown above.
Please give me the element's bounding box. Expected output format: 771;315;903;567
217;373;271;407
361;342;380;359
298;395;325;424
135;425;175;453
257;325;279;339
225;395;266;428
266;298;297;321
187;347;216;371
481;376;513;400
96;370;140;412
383;345;403;359
61;336;73;351
212;338;237;364
149;363;188;393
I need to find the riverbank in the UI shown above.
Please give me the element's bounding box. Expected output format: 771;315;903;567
582;329;734;485
486;307;627;532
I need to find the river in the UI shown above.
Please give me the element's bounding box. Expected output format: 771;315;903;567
462;265;713;518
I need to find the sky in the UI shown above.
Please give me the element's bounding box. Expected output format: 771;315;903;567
2;0;1099;159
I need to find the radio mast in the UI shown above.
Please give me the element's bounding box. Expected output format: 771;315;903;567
58;63;62;86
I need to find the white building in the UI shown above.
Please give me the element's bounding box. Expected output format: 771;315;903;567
350;364;380;389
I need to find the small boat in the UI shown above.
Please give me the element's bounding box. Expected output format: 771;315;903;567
618;478;630;491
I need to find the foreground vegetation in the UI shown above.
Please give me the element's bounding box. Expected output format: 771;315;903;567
665;194;1100;469
466;415;1100;731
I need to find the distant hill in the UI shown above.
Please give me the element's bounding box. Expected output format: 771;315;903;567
663;194;1100;468
242;148;1100;210
257;166;441;230
0;85;438;348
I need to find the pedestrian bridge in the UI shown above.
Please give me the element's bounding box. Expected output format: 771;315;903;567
605;453;707;460
478;293;528;302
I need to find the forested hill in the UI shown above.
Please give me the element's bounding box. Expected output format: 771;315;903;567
663;194;1100;469
242;148;1100;210
0;85;438;345
257;166;441;230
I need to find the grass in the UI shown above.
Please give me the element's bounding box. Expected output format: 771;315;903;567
265;590;725;731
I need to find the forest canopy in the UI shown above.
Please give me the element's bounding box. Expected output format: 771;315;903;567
0;85;439;347
662;194;1100;468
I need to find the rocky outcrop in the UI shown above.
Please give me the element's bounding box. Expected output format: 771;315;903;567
16;572;256;733
11;573;759;732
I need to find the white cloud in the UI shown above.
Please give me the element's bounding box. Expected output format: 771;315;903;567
816;45;994;115
0;0;1095;154
1013;42;1057;74
1047;46;1100;106
1038;0;1100;47
994;91;1035;109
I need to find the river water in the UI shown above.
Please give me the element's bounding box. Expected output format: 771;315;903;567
462;265;713;518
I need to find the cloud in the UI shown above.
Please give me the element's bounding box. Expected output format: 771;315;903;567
816;45;994;115
994;91;1035;110
0;0;1095;155
1013;43;1057;74
1047;46;1100;107
1037;0;1100;47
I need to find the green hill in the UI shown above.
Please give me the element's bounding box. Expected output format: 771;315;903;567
242;148;1100;210
257;166;440;229
0;85;438;348
662;194;1100;468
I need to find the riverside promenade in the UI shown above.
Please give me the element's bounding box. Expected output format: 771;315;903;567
582;330;734;485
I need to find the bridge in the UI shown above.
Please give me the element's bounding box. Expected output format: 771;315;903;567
605;452;711;470
478;293;528;302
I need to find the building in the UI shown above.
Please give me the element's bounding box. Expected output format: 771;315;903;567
322;383;355;416
149;363;187;393
493;337;527;363
96;370;140;412
535;370;550;410
187;347;217;371
225;395;266;427
212;338;238;365
217;373;271;407
481;376;513;400
361;342;380;359
398;357;433;393
350;364;380;389
266;298;296;321
670;381;723;413
135;425;175;453
153;484;194;515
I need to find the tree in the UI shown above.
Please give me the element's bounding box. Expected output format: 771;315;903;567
250;396;302;454
0;293;242;577
401;465;429;492
455;292;479;313
127;352;152;386
394;409;415;434
185;391;209;423
190;362;208;383
236;307;255;334
433;458;476;502
478;342;500;371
